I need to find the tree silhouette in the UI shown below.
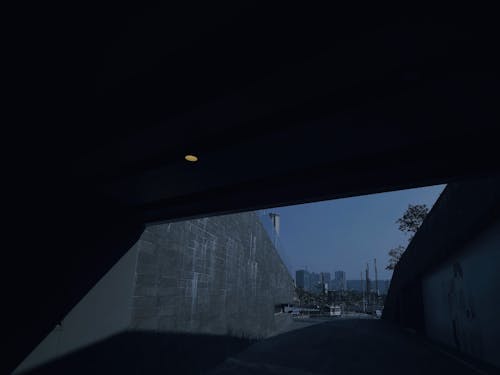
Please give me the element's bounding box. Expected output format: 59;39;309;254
386;204;429;270
386;245;405;270
396;204;429;242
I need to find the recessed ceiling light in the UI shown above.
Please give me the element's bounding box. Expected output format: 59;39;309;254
185;154;198;162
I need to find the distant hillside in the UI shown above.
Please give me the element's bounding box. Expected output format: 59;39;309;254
346;279;390;294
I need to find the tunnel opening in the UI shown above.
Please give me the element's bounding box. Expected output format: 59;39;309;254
13;176;500;374
16;179;500;374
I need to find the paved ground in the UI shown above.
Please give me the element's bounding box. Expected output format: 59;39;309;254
209;318;487;375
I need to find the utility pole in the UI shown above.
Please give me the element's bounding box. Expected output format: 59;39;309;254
361;271;365;313
365;262;370;307
374;258;379;297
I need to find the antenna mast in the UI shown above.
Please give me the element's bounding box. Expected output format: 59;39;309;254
361;271;365;313
365;262;370;306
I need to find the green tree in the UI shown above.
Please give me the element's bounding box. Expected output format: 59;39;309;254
386;204;429;270
386;245;405;270
396;204;429;242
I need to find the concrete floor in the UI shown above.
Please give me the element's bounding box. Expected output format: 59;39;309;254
209;318;488;375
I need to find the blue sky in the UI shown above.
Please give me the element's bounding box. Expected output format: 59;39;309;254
271;184;446;280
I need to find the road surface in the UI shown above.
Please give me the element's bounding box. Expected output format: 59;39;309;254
209;318;489;374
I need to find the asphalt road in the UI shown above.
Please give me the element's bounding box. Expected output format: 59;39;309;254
209;318;488;375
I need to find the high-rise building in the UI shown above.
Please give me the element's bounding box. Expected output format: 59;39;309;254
320;272;331;292
320;272;331;285
296;269;311;291
310;272;321;293
334;270;347;291
296;270;346;294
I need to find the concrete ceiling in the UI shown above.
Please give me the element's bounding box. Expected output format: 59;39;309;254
19;4;500;222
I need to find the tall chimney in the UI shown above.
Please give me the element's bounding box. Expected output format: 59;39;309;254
268;213;280;236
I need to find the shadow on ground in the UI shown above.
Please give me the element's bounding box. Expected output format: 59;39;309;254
209;319;491;374
21;320;496;374
21;331;255;375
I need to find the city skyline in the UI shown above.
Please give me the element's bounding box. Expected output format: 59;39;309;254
295;268;391;294
293;261;381;284
271;184;446;280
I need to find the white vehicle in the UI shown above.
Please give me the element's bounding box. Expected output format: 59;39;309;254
330;305;342;317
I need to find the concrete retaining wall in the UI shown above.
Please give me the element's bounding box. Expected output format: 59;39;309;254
422;220;500;368
16;211;294;373
383;176;500;369
15;243;140;373
130;212;295;337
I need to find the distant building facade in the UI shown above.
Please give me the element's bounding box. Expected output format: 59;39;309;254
310;272;321;293
297;269;390;294
296;270;370;294
346;279;390;294
296;269;311;291
334;270;346;291
296;270;331;294
321;272;331;292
